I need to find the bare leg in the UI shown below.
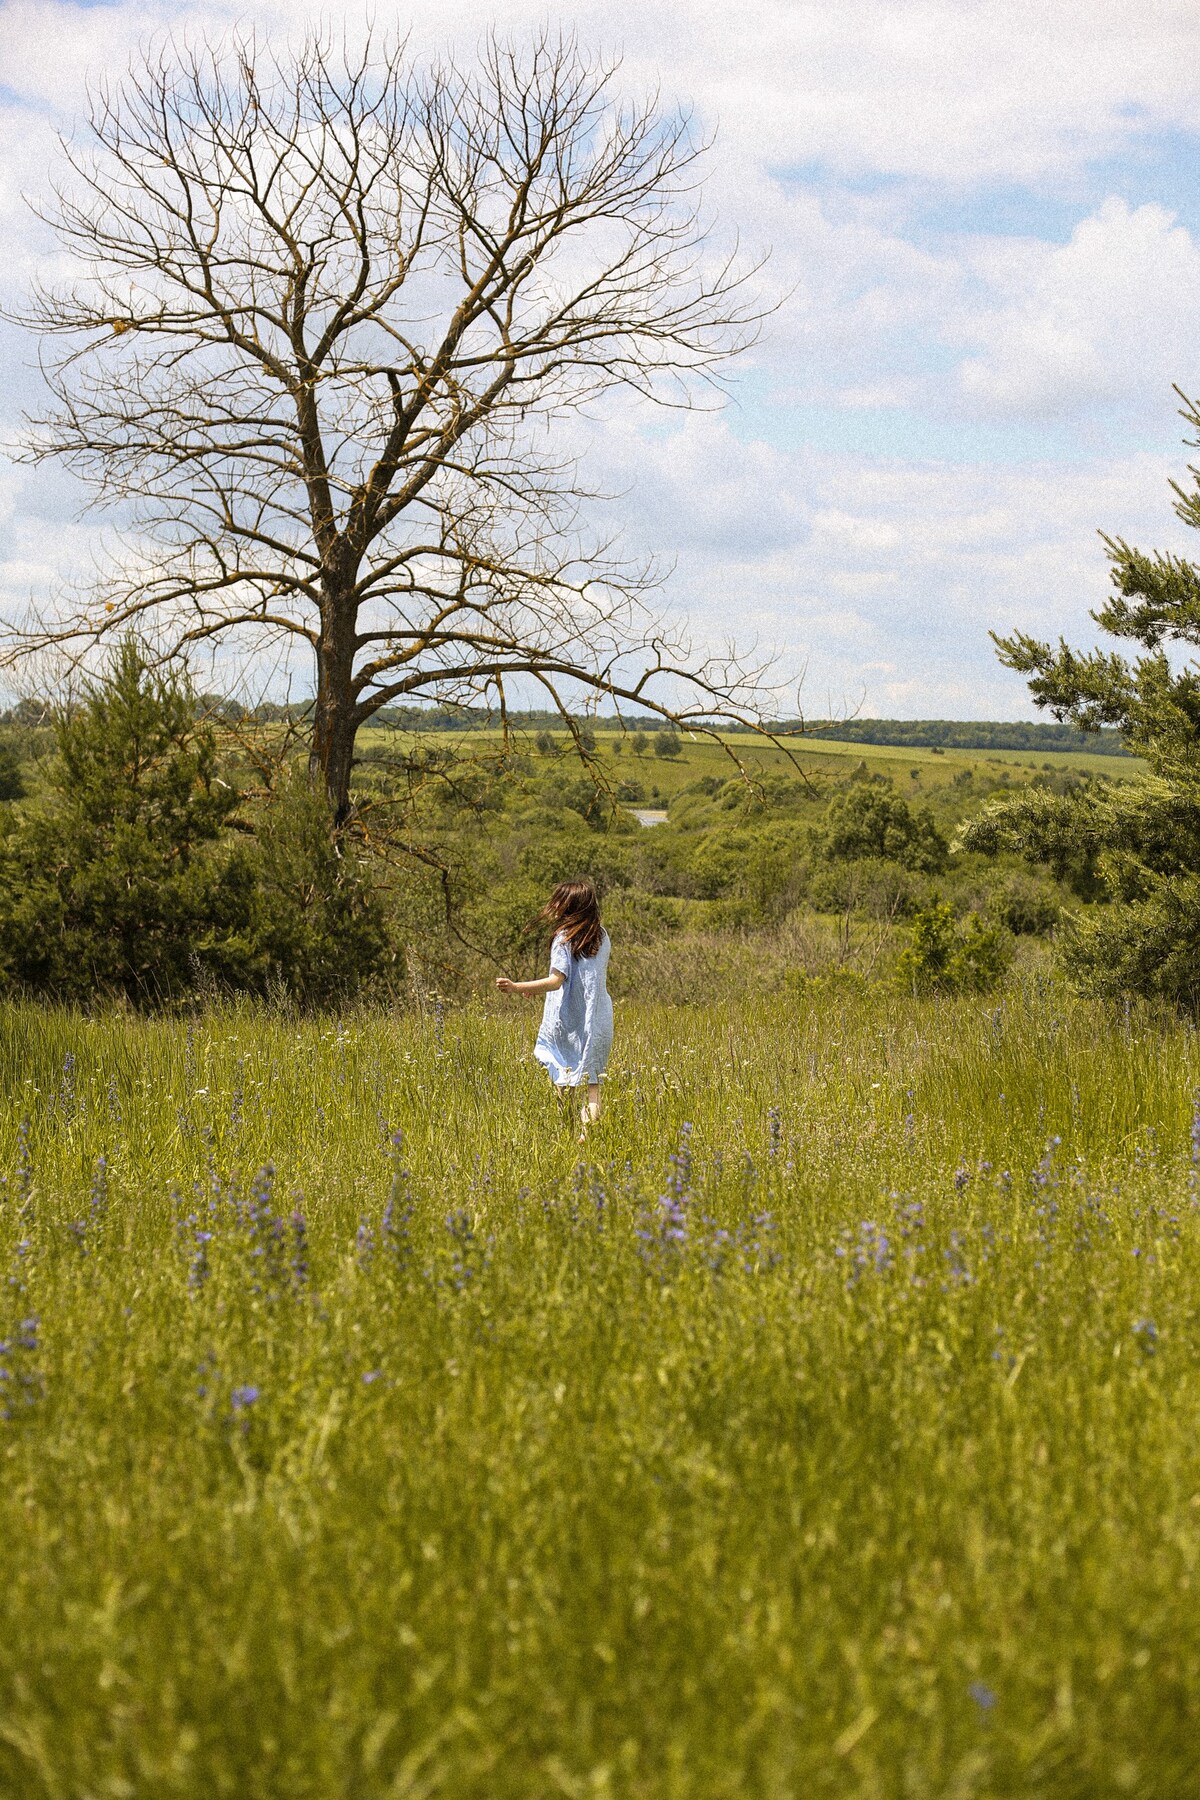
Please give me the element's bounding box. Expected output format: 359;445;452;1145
578;1081;601;1143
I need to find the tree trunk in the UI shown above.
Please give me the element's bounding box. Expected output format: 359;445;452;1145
311;595;359;825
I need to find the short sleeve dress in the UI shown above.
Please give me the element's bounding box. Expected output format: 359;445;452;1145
534;929;614;1089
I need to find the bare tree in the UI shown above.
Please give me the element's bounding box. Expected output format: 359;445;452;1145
9;27;772;821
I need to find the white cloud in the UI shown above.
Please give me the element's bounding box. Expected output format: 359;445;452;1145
953;198;1200;421
0;0;1198;185
586;410;1199;715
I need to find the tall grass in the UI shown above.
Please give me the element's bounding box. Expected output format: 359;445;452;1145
1;985;1198;1798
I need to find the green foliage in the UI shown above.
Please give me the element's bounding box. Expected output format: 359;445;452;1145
959;783;1109;902
714;772;811;817
818;780;949;873
896;899;1010;994
653;730;682;759
244;776;393;1006
807;855;923;920
679;825;804;921
0;743;24;802
976;868;1063;937
2;990;1200;1792
1054;874;1200;1004
0;641;244;1003
557;775;609;827
462;876;546;964
602;888;684;942
684;831;750;900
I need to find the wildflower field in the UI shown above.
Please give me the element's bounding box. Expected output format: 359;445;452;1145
2;987;1200;1799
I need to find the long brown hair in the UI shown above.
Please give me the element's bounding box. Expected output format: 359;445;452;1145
539;878;604;960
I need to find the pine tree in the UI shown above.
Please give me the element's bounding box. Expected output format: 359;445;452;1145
961;423;1200;1006
0;641;244;1001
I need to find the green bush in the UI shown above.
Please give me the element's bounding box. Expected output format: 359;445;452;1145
712;772;812;817
243;775;393;1006
818;782;949;873
685;832;749;900
980;868;1063;936
462;876;547;965
602;888;684;943
557;776;608;826
896;899;1011;995
1056;874;1200;1008
516;835;632;896
684;827;804;920
807;856;923;920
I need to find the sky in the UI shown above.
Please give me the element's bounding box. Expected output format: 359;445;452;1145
2;0;1200;719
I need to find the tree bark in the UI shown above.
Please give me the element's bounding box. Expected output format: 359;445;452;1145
311;593;359;824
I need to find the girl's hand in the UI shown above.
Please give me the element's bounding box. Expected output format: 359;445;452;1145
495;977;518;993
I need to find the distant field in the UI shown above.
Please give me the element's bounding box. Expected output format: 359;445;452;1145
356;724;1144;794
777;734;1144;779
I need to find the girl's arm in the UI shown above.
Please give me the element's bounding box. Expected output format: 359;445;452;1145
496;971;565;997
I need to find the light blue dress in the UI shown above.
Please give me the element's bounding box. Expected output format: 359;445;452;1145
534;929;614;1088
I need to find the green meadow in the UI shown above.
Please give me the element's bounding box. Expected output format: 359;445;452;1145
2;982;1199;1798
355;723;1143;792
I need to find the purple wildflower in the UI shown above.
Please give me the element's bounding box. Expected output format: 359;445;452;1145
15;1119;32;1217
835;1220;892;1289
188;1223;214;1292
86;1157;110;1244
59;1052;77;1122
943;1229;972;1288
636;1125;694;1275
355;1216;376;1270
445;1210;482;1291
0;1313;42;1419
382;1133;414;1271
289;1207;310;1290
1030;1137;1062;1191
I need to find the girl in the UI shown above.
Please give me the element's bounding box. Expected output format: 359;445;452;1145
496;879;613;1141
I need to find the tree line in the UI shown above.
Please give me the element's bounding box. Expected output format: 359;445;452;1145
792;719;1130;755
